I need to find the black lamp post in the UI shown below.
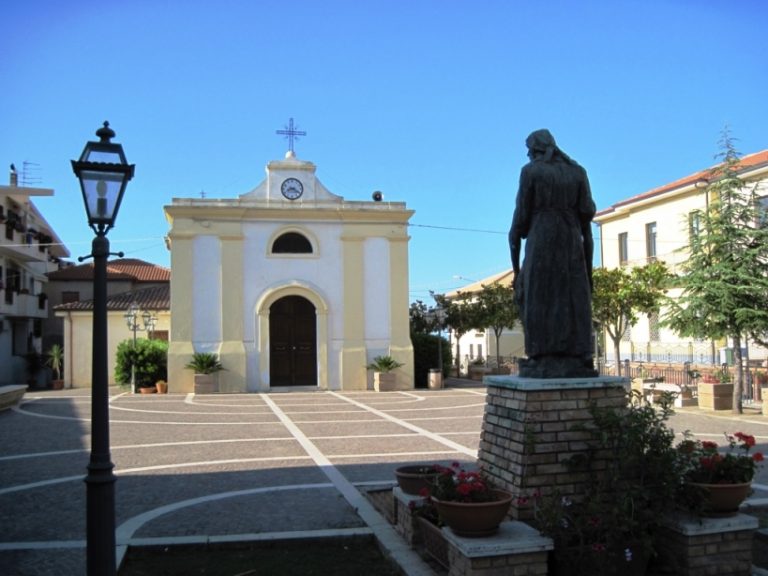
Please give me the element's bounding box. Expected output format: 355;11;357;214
72;121;134;576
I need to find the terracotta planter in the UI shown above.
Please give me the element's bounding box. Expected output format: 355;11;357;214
432;489;512;537
139;386;157;394
155;381;168;394
50;380;64;390
687;482;751;517
395;465;440;496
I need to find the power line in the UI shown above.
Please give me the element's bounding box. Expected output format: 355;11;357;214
408;223;506;235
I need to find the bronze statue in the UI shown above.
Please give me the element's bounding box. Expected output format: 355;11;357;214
509;129;597;378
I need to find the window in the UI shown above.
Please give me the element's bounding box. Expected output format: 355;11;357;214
757;196;768;228
645;222;657;262
688;211;702;242
62;291;80;304
621;319;631;343
469;344;474;358
272;232;312;254
618;232;629;265
477;344;483;359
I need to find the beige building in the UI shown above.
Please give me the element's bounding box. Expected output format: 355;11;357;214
164;150;414;393
594;149;768;366
52;260;171;387
445;269;524;374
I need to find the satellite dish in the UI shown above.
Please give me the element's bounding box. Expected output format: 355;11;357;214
372;191;383;202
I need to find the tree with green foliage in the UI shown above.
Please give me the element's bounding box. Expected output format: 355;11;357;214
116;338;169;388
474;282;518;372
664;131;768;413
433;291;482;375
592;261;670;376
409;299;452;387
409;299;438;335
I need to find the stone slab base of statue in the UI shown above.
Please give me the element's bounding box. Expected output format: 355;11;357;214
517;355;598;379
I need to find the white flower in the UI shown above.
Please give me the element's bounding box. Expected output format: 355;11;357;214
624;548;633;562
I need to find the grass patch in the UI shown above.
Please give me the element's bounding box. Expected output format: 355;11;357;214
119;535;403;576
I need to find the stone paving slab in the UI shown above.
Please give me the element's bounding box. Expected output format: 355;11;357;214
4;381;768;575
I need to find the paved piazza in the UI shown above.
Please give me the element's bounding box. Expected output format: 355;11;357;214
2;381;768;575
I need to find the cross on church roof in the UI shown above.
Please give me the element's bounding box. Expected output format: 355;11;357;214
276;117;307;153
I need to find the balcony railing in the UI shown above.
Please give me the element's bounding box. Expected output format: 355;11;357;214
0;223;50;262
0;290;48;318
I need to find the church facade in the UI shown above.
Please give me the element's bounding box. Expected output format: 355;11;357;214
164;150;414;392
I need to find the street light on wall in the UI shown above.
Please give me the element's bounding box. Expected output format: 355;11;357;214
72;121;134;576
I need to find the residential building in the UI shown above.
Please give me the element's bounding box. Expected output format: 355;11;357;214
48;258;170;387
0;170;69;385
444;269;524;375
164;150;414;393
594;149;768;366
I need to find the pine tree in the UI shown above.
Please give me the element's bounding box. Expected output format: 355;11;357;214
664;130;768;413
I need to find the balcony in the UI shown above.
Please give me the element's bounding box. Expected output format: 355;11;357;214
0;290;48;319
0;222;51;263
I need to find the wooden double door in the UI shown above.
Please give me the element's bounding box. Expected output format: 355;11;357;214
269;296;317;387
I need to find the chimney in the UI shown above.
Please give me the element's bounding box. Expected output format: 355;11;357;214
10;163;17;187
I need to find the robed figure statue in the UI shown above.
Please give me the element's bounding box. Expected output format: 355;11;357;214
509;129;598;378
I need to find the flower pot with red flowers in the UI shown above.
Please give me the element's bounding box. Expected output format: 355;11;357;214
421;462;512;537
677;431;764;517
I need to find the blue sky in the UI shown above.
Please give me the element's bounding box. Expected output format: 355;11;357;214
2;0;766;303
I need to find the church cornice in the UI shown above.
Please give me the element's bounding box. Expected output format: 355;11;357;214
165;202;414;225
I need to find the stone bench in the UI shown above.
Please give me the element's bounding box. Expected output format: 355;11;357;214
0;385;28;411
631;378;696;407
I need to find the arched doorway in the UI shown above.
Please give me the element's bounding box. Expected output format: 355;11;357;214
269;295;317;386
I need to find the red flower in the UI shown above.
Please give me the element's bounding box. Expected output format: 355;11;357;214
702;441;719;451
754;452;765;463
457;483;472;496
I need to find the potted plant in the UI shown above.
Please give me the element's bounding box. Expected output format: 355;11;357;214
366;355;404;392
155;380;168;394
24;350;46;389
534;391;682;575
394;464;441;496
676;431;764;517
420;462;512;537
46;344;64;390
185;352;224;394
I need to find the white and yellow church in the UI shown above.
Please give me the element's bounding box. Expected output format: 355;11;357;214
164;149;414;393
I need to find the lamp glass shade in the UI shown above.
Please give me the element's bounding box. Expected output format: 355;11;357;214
78;169;129;226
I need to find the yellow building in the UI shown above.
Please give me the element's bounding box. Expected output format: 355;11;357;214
164;150;414;393
594;149;768;366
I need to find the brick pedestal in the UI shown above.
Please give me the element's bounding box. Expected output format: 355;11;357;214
655;513;758;576
478;375;628;520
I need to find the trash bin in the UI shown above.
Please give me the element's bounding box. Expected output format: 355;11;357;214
428;369;443;390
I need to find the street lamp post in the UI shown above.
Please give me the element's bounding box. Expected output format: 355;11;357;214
72;121;134;576
123;302;157;392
